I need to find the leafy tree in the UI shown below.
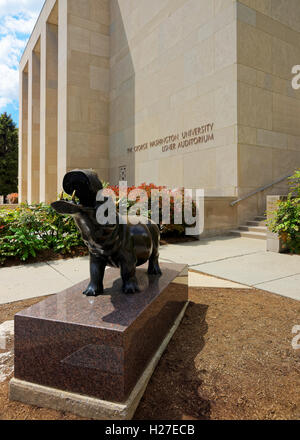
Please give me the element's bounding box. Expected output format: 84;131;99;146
0;112;18;197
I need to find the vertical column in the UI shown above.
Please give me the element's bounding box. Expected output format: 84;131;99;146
40;26;46;202
18;70;23;202
27;46;42;205
45;23;58;203
27;55;33;204
20;66;28;203
66;0;110;180
31;48;41;203
57;0;68;193
40;22;58;203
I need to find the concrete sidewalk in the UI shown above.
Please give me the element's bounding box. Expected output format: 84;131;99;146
0;257;90;304
159;236;300;301
0;236;299;304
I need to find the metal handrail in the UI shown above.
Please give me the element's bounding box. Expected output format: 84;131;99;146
230;173;293;207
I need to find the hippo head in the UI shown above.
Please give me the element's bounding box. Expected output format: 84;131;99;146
51;169;103;215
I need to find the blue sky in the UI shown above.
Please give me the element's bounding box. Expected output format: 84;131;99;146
0;0;44;125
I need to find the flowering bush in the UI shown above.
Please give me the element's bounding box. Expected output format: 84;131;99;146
106;183;196;236
6;193;18;204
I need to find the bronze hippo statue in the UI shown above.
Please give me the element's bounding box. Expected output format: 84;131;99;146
51;169;161;296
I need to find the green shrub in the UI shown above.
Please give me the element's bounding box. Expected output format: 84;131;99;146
0;203;83;264
268;169;300;253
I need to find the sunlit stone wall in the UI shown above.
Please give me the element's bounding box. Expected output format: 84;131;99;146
110;0;238;197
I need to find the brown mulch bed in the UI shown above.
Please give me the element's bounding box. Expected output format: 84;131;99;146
0;286;300;420
135;287;300;420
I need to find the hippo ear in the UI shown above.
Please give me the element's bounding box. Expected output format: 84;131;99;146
51;201;82;215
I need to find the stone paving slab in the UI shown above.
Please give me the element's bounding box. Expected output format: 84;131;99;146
159;236;266;266
47;256;89;284
193;252;300;286
0;257;89;305
188;271;252;289
255;274;300;301
161;237;300;301
0;262;71;304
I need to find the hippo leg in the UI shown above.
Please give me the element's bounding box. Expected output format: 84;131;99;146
120;255;139;294
83;254;106;296
148;253;162;275
147;223;162;275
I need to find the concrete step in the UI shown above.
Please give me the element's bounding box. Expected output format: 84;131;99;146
254;216;267;222
239;225;267;233
230;230;267;240
247;220;267;227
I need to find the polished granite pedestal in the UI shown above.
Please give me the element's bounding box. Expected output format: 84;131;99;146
9;263;188;419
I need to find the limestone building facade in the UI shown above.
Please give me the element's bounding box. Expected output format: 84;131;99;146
19;0;300;235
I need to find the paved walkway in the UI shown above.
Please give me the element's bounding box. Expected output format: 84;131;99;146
159;236;300;301
0;236;299;304
0;257;90;304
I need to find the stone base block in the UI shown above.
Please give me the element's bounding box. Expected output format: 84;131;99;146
9;263;188;419
10;302;188;420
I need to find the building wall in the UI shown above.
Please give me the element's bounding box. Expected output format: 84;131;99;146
109;0;238;197
236;0;300;222
18;0;300;234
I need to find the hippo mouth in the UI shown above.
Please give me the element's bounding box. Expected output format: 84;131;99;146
51;169;103;215
63;169;103;206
